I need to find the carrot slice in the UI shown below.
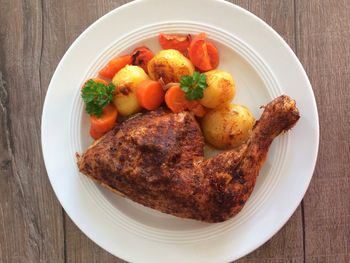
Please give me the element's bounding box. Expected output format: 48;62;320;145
188;33;211;71
91;78;108;85
89;127;105;140
82;78;109;89
165;85;188;113
188;33;219;71
185;100;207;117
206;41;219;69
131;47;154;73
136;80;164;110
165;85;207;116
159;33;192;53
99;55;132;79
90;104;118;133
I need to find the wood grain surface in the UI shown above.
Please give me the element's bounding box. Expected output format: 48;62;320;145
0;0;348;262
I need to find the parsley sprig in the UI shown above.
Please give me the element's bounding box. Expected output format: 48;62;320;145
180;71;208;100
81;79;115;117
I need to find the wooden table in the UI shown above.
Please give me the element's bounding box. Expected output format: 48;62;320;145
1;0;349;262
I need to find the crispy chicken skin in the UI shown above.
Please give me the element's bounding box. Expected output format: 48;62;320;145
78;95;300;222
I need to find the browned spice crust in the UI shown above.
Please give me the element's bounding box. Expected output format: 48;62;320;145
78;95;300;222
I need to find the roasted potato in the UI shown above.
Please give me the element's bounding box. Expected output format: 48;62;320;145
201;104;255;149
147;49;194;84
200;70;236;109
112;65;149;116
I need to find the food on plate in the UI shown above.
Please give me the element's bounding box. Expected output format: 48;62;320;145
88;77;108;86
99;55;132;79
89;104;118;140
81;79;117;139
188;32;219;72
200;70;235;108
81;79;115;117
136;80;164;110
78;95;300;222
90;104;118;133
89;126;105;141
112;65;149;116
147;49;194;84
159;33;192;54
165;85;206;117
165;85;187;113
163;71;207;117
179;71;208;100
131;46;154;73
79;31;301;222
202;104;255;149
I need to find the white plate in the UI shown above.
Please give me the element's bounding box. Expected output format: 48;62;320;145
41;0;319;262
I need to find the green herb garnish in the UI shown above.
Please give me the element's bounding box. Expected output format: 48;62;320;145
180;71;208;100
81;79;115;117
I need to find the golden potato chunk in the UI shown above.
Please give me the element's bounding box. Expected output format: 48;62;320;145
201;104;255;149
200;70;236;109
147;49;194;84
112;65;149;116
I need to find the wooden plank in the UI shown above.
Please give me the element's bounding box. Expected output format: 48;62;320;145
236;0;304;261
0;0;65;262
65;216;126;263
295;0;350;262
227;0;250;9
236;209;303;263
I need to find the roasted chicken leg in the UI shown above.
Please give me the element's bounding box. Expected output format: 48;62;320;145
78;95;300;222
